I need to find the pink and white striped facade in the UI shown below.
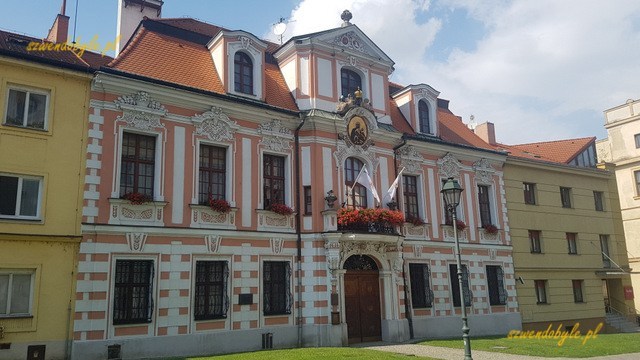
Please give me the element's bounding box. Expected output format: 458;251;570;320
71;18;520;360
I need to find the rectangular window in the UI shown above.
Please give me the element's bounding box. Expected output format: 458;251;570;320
486;265;507;306
572;280;584;303
478;185;492;227
449;264;471;307
600;235;611;268
635;171;640;196
593;191;604;211
529;230;542;253
0;174;42;219
560;187;572;208
535;280;548;304
403;175;419;220
409;263;433;308
523;182;536;205
194;261;228;320
113;260;154;325
4;87;48;130
567;233;578;254
263;261;291;315
120;132;156;198
199;144;226;205
263;154;285;209
303;186;312;215
0;271;33;316
635;134;640;149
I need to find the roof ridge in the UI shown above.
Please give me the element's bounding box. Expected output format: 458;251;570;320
511;136;595;147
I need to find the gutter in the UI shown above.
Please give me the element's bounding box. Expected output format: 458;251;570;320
294;114;307;347
393;138;414;339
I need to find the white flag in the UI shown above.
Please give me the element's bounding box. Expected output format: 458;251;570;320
383;167;405;205
357;167;381;204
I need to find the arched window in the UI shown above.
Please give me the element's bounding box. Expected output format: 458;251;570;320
418;100;430;134
234;52;253;94
345;157;367;209
341;68;361;98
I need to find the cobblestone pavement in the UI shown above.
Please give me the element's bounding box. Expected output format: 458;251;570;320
362;343;640;360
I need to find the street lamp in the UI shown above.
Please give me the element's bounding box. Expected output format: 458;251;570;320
441;177;472;360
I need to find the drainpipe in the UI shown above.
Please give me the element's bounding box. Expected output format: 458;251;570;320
294;113;307;347
393;137;414;339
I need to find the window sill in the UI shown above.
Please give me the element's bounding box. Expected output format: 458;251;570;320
536;302;550;305
190;204;237;230
256;209;296;233
0;216;43;223
108;198;168;226
263;312;292;317
113;320;152;326
0;314;33;319
1;122;49;133
194;316;227;322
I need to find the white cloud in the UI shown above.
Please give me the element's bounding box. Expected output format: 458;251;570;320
271;0;640;143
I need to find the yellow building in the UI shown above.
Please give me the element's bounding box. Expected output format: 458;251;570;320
476;122;636;332
0;12;108;359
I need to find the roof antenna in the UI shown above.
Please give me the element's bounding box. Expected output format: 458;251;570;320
272;17;287;45
468;114;477;131
72;0;79;44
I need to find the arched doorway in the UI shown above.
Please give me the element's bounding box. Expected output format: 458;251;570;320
343;255;382;343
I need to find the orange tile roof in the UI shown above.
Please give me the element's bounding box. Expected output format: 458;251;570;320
108;19;298;112
264;62;298;111
110;29;224;93
503;137;596;164
437;108;496;150
389;99;415;134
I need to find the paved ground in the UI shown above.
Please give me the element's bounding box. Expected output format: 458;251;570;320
361;343;640;360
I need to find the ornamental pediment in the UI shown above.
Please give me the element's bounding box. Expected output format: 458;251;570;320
312;25;394;67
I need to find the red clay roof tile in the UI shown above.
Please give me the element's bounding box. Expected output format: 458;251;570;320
110;28;224;93
506;137;595;164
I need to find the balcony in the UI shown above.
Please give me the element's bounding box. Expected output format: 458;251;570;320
338;221;397;235
109;198;167;226
335;208;404;235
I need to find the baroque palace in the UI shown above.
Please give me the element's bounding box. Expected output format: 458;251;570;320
0;1;636;359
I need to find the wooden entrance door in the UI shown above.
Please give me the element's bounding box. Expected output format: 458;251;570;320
344;270;382;343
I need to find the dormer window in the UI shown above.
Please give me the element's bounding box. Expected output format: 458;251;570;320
418;100;430;134
234;52;253;95
341;68;361;98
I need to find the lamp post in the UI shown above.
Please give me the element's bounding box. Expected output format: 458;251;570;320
441;177;472;360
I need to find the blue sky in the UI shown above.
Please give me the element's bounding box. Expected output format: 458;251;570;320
2;0;640;145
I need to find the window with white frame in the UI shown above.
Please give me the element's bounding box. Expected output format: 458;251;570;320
234;51;253;95
345;157;367;209
0;174;42;219
341;68;362;98
263;154;286;209
418;100;430;134
4;86;49;130
477;185;492;227
263;261;292;315
120;132;156;198
0;270;34;316
403;175;419;221
198;144;227;205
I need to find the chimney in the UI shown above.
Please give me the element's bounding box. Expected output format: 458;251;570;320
116;0;163;56
475;122;497;145
46;0;69;43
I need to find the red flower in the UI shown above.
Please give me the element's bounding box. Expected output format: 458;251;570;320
455;220;467;231
121;192;153;205
483;224;498;234
337;208;405;226
209;197;231;213
406;215;425;227
269;203;293;216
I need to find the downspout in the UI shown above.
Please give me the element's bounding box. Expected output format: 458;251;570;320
393;137;414;339
294;113;307;347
